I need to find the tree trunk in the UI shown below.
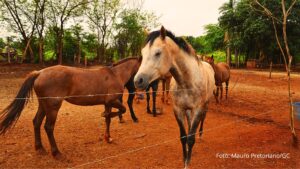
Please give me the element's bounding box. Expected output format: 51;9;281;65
282;12;296;138
288;59;296;139
38;38;44;64
57;34;63;65
77;40;81;64
235;48;239;68
237;50;240;68
97;43;101;63
226;46;231;66
7;46;10;64
269;61;273;79
21;38;32;63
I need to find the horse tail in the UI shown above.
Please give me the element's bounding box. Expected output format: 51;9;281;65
0;71;40;135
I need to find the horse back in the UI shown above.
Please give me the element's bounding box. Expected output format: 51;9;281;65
215;62;230;83
33;65;123;105
201;61;216;101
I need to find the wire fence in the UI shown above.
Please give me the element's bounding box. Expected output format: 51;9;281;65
69;109;273;169
0;75;242;101
0;69;283;168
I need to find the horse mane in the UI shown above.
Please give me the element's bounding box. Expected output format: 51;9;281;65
146;30;196;56
112;57;140;67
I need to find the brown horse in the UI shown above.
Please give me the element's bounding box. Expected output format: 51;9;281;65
0;58;140;158
206;55;230;103
134;26;215;168
111;57;141;122
161;72;172;104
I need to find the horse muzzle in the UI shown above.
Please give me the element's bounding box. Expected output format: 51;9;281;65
134;73;150;90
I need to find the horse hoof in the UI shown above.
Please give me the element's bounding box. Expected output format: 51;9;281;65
105;137;113;143
119;118;125;123
147;109;152;114
36;148;47;155
133;118;139;123
101;111;107;117
53;151;65;160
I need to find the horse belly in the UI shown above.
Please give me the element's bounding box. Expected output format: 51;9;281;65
65;96;106;106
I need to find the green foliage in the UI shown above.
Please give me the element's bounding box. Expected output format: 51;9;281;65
114;8;158;59
185;36;204;53
82;33;98;60
215;0;300;65
44;50;55;61
203;24;225;51
0;38;5;49
185;24;224;55
62;30;77;62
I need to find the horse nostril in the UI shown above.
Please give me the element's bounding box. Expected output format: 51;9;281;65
138;78;143;84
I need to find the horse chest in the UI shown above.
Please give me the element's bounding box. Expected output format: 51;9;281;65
172;90;201;109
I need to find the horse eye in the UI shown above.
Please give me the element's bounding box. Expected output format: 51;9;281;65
155;51;161;57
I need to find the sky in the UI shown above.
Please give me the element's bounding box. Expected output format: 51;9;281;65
0;0;227;39
141;0;228;36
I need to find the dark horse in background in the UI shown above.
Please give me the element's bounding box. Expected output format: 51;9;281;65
0;58;140;158
111;58;170;121
145;72;172;117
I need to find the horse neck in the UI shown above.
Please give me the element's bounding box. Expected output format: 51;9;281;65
111;61;138;85
210;62;217;73
170;51;201;89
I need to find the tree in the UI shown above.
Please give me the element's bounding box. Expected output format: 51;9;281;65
219;0;236;66
82;33;98;66
35;0;47;64
0;0;38;62
204;24;225;52
47;0;89;64
253;0;298;139
85;0;120;63
0;38;5;49
114;9;158;59
70;24;83;64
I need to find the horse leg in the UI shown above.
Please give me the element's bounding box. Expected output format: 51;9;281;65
186;110;192;131
199;102;208;137
161;79;165;103
226;80;229;100
104;100;126;143
151;80;159;117
220;84;223;101
44;113;60;157
127;85;138;122
165;77;171;105
186;108;204;167
146;85;151;114
118;95;125;123
215;86;219;103
104;105;113;143
174;106;187;167
108;100;127;118
43;100;62;158
33;103;46;154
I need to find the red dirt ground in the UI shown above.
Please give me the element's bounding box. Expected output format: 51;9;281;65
0;64;300;169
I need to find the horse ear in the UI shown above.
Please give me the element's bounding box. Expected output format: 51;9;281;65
160;26;166;40
144;29;149;36
211;55;214;59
